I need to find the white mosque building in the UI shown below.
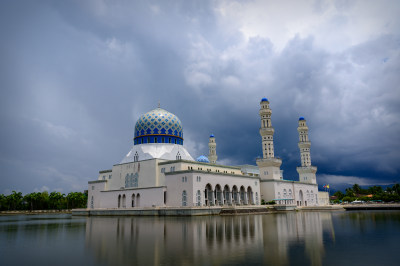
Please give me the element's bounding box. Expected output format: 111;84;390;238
88;98;328;209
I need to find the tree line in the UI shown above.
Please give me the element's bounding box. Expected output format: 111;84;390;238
0;191;87;211
332;183;400;203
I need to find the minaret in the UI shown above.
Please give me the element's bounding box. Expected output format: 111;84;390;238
296;117;317;183
256;98;282;180
208;134;217;164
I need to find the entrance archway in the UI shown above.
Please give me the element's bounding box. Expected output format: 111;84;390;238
215;184;223;206
240;186;246;205
299;190;303;206
247;186;253;205
232;185;238;205
223;185;230;205
205;184;213;206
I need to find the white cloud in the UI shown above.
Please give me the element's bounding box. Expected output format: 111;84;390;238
33;118;77;140
215;0;400;53
34;185;50;192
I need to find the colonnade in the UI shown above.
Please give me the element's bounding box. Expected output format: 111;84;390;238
203;184;258;206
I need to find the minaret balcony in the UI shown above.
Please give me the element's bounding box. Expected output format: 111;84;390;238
256;157;282;167
259;128;275;134
296;166;317;174
298;142;311;148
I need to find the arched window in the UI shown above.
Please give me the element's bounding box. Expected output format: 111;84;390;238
182;190;187;206
90;196;94;209
283;189;287;198
134;152;139;162
136;193;140;207
131;194;135;207
289;189;292;198
122;194;126;208
118;194;121;208
176;152;181;160
196;190;201;206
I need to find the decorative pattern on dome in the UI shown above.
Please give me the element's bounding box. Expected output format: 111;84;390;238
134;108;184;145
196;155;210;163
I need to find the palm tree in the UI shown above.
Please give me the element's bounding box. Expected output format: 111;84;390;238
352;184;361;195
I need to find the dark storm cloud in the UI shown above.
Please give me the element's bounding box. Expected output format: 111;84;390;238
1;0;399;194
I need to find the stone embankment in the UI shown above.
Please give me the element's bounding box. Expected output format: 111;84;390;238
0;210;72;215
72;206;276;216
297;205;345;211
342;203;400;210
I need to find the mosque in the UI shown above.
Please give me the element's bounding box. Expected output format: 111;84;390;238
87;98;329;209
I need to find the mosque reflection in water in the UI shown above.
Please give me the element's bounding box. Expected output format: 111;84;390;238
85;212;335;265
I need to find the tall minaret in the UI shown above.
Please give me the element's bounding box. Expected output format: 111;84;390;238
296;117;317;183
259;97;275;158
208;134;217;164
256;98;282;180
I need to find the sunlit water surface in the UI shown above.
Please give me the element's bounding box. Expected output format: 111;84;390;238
1;211;399;266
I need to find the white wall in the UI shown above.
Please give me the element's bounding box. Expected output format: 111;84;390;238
88;181;107;209
165;171;261;207
98;187;166;208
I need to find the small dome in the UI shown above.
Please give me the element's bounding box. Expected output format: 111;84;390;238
299;117;305;121
261;97;268;102
134;107;183;145
210;134;215;138
196;155;210;163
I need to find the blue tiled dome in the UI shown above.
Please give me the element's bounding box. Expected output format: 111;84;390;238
299;117;305;121
261;97;268;102
134;108;183;145
210;134;214;138
196;155;210;163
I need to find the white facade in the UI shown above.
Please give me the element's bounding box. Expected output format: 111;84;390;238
87;99;327;209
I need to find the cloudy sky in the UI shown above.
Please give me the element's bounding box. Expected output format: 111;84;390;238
1;0;399;194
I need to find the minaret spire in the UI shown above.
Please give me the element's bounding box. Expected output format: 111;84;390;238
256;98;282;180
208;134;217;164
259;97;275;158
296;117;317;183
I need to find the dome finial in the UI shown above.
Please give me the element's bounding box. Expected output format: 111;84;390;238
158;100;160;108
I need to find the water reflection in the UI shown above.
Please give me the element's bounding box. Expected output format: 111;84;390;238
85;212;335;266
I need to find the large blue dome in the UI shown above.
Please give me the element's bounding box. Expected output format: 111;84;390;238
134;108;183;145
299;117;305;121
261;97;268;102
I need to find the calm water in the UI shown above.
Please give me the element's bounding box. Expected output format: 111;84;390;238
1;211;399;266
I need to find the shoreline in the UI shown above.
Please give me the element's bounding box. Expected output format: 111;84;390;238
2;203;400;216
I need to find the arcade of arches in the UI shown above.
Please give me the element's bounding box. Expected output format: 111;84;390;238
201;184;258;206
118;193;141;208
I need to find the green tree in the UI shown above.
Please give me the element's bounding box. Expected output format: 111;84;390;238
66;192;87;209
393;184;400;195
6;191;23;210
345;188;355;197
368;186;383;195
342;196;355;203
333;191;344;200
49;192;65;210
352;184;361;195
0;194;7;211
